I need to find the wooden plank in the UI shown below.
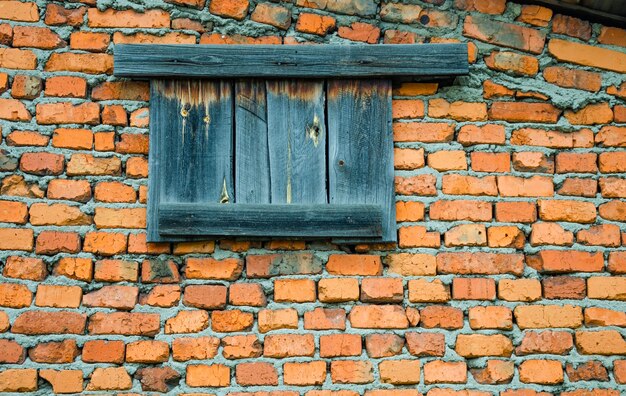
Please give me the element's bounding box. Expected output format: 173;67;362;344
266;80;326;204
148;80;233;242
235;80;270;203
114;44;469;78
327;79;396;243
158;203;383;237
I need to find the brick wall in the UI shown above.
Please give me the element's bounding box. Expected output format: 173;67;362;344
0;0;625;394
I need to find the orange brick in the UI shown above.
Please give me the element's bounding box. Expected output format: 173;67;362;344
471;152;510;172
498;279;541;302
428;150;467;171
35;284;82;308
52;128;93;149
394;148;424;170
172;336;219;361
349;305;408;329
429;98;487;121
264;334;315;357
0;283;32;308
318;278;359;302
424;360;467;384
430;200;492;221
469;306;513;329
70;31;110;52
4;256;46;281
331;360;373;384
284;361;327;385
379;359;420;385
548;38;626;73
408;279;450;303
274;279;316;302
0;228;33;251
455;334;513;357
392;99;424;119
327;254;382;276
296;12;335;35
420;306;463;329
186;364;230;387
519;360;563;384
126;340;169;363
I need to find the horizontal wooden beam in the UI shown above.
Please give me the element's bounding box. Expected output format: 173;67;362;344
114;44;469;78
158;203;383;238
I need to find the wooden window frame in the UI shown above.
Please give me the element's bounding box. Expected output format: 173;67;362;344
114;44;468;243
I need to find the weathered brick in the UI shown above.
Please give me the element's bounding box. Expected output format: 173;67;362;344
464;14;545;53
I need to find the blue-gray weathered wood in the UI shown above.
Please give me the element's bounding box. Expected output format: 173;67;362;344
235;80;270;203
114;44;469;79
158;203;383;237
266;80;327;204
327;79;396;243
147;80;233;242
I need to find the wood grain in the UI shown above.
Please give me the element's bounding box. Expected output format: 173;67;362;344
327;79;396;243
114;44;469;78
158;203;383;237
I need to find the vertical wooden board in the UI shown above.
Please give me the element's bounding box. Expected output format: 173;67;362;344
149;80;233;241
235;80;270;203
266;80;327;204
327;79;396;243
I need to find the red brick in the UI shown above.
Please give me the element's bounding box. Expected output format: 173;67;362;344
420;306;463;329
183;285;227;309
237;362;278;386
0;339;24;364
489;102;561;123
12;311;86;334
452;277;495;300
36;102;100;125
35;231;81;255
28;339;78;363
89;312;160;336
543;66;601;92
552;14;591;40
209;0;249;20
45;4;86;26
47;179;91;202
19;152;64;175
83;285;138;310
229;283;266;306
13;26;65;49
512;128;593;148
67;154;122;176
437;252;524;275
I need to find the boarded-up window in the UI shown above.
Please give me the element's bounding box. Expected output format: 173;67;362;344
114;44;468;243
